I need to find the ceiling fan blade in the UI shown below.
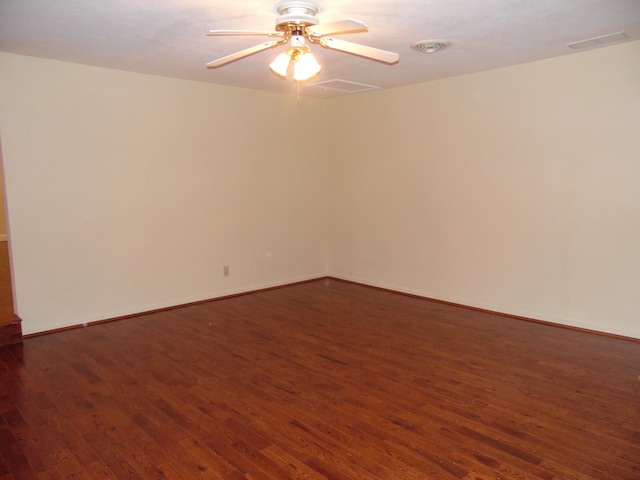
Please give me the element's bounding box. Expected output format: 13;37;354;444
206;41;281;68
306;19;368;37
319;37;399;64
208;30;285;38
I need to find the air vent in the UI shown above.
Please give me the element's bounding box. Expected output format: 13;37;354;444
306;79;381;93
410;40;451;54
567;32;629;49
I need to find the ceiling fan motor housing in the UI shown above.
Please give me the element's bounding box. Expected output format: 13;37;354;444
274;1;320;32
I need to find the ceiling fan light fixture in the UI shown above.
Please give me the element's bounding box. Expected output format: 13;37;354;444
269;51;292;78
293;50;321;81
207;1;399;83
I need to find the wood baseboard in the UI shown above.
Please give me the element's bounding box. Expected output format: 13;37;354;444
0;317;22;347
327;277;640;343
21;275;638;344
23;277;327;339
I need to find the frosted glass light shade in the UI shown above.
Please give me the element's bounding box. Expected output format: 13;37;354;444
293;52;321;81
269;52;292;78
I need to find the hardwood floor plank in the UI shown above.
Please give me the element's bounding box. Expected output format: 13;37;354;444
261;445;333;480
0;425;39;479
1;279;640;479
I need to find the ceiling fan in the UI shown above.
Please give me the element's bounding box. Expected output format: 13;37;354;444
206;1;399;81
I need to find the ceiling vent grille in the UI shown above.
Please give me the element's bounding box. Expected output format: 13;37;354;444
306;79;381;94
567;32;629;49
410;40;451;54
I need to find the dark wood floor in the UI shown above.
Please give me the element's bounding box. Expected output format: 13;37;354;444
1;279;639;479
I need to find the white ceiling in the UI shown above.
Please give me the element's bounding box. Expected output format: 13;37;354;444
1;0;639;98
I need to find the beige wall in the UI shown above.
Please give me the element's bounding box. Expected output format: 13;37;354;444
0;53;328;334
1;40;639;338
327;40;640;338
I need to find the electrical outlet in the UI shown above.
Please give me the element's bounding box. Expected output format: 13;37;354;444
223;265;230;277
